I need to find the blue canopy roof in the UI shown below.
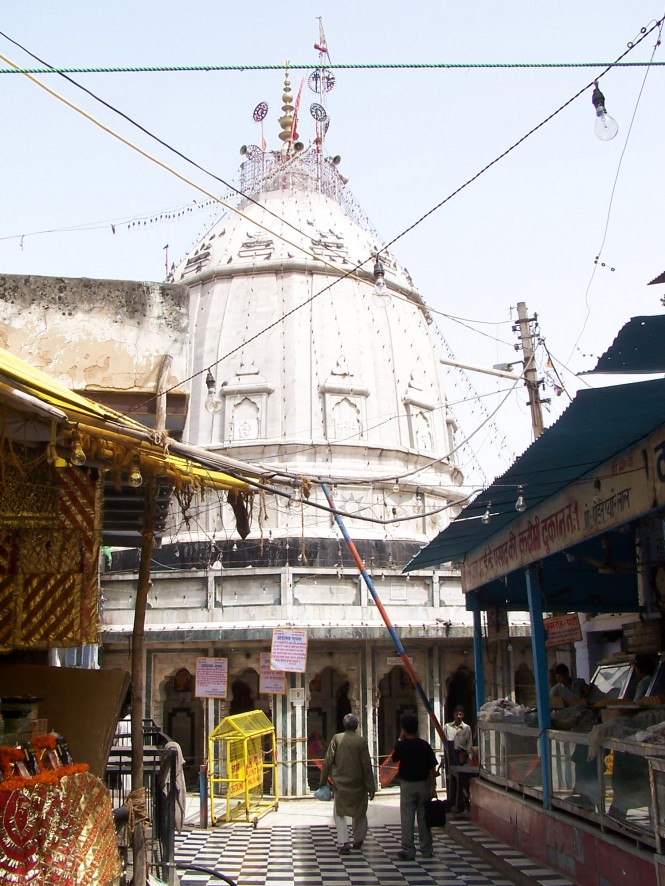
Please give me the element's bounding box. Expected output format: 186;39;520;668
404;377;665;576
585;315;665;375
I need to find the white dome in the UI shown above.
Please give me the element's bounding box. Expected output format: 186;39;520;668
174;148;464;541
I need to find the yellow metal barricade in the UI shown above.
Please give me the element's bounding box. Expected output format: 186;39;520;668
208;710;278;825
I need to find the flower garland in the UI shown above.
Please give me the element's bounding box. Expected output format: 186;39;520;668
0;746;24;779
0;739;88;792
32;733;57;752
0;762;89;792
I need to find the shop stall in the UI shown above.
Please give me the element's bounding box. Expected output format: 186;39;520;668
0;347;258;885
405;363;665;883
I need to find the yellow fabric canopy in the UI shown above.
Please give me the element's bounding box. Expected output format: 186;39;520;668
0;345;253;493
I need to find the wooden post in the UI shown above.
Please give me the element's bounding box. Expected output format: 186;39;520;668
130;477;156;886
516;301;544;440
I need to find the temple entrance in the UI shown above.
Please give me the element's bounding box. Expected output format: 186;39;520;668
306;666;350;788
377;666;418;777
162;667;204;789
445;663;476;734
229;667;273;792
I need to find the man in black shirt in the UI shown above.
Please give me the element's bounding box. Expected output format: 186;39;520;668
391;713;438;860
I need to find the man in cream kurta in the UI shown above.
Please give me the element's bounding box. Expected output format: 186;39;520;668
319;713;376;854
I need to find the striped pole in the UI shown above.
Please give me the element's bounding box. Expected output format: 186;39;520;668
320;480;446;742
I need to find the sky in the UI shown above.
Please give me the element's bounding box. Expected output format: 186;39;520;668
0;1;663;487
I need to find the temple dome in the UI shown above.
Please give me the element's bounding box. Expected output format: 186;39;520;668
173;146;464;542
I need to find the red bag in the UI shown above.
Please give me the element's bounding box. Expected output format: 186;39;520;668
379;755;399;788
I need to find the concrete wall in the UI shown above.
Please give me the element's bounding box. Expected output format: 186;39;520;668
0;273;189;395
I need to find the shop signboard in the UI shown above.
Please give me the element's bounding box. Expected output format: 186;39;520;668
544;613;582;648
646;425;665;508
622;619;661;653
462;429;660;593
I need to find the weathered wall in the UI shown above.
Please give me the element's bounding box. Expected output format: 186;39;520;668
0;274;189;393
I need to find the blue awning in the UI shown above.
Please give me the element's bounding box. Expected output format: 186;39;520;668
404;377;665;576
584;315;665;375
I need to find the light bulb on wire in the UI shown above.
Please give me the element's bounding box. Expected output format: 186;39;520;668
481;502;492;525
204;369;222;414
127;454;143;488
69;428;86;466
515;486;526;513
591;82;618;141
373;256;388;303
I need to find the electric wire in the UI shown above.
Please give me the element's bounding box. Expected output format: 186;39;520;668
0;44;376;292
1;20;659;419
1;61;665;75
1;22;658;495
136;14;663;408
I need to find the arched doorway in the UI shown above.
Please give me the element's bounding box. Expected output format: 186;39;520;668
445;663;476;733
162;667;203;789
306;666;350;789
228;667;273;792
377;666;418;771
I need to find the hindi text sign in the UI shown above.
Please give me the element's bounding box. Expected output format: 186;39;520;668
271;628;308;672
544;614;582;649
260;651;286;694
195;657;228;698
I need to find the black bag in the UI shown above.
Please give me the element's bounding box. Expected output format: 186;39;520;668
425;797;450;827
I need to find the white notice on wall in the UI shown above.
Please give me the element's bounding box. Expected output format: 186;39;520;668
260;651;286;694
271;627;308;673
195;657;228;698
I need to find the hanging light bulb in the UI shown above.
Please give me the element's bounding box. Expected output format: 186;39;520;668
591;82;619;141
69;428;86;466
515;486;526;513
204;369;222;414
127;454;143;488
481;502;492;525
373;257;388;298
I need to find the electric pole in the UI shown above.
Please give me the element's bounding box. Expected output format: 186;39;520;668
515;301;545;440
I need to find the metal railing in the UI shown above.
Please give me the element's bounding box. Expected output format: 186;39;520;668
105;720;178;884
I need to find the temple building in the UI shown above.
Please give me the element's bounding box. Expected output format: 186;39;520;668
98;63;491;793
0;55;527;794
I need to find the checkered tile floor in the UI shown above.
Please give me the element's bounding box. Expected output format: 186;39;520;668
174;822;519;885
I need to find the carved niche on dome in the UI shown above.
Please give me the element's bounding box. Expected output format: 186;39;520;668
221;359;274;442
319;354;368;442
403;368;437;453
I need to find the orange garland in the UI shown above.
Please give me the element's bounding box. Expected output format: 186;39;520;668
0;740;89;791
0;746;24;779
32;733;58;752
0;762;89;792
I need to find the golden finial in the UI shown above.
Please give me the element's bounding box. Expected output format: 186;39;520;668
278;64;294;144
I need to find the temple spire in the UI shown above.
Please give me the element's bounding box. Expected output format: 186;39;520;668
278;65;295;150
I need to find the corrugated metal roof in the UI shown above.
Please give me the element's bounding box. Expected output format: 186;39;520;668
404;377;665;572
585;315;665;374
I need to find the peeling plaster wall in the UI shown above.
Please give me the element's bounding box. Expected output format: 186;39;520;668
0;274;189;393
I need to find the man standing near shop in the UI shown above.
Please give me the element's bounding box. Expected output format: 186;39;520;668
319;712;376;854
391;713;438;861
444;705;473;762
443;705;474;812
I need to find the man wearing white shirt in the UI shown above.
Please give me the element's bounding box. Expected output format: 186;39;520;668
442;705;474;812
443;706;473;763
